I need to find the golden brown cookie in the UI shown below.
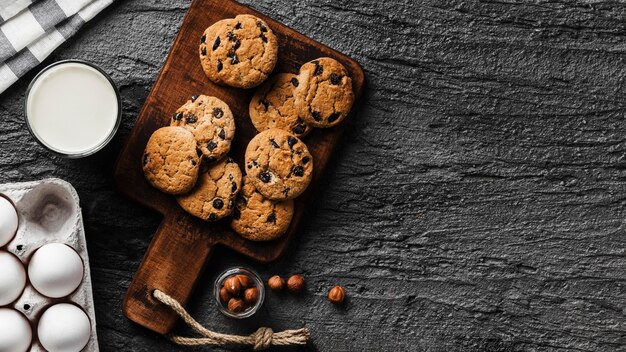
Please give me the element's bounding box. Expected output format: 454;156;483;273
142;126;201;195
177;157;242;221
171;95;235;163
249;73;311;137
294;57;354;128
245;129;313;200
199;14;278;88
231;175;294;241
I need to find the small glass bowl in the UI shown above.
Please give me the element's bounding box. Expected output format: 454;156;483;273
214;267;264;319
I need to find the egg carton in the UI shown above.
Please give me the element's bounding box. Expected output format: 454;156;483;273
0;178;98;352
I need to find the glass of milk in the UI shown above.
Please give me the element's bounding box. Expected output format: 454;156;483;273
25;60;121;158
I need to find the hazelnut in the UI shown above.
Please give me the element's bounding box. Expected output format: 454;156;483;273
267;275;285;292
223;276;241;296
244;287;259;304
287;274;305;293
328;285;345;304
236;274;253;288
219;286;230;303
227;297;245;313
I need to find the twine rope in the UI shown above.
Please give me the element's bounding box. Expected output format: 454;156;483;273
152;289;309;350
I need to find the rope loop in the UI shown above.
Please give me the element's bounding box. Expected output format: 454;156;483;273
252;327;274;350
152;289;309;350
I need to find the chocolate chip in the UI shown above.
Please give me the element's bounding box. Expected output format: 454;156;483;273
23;304;30;310
217;60;223;71
247;164;252;169
204;156;217;163
328;112;340;123
266;212;277;224
173;112;183;121
213;107;223;118
228;174;234;181
191;95;198;102
283;188;290;197
208;213;217;221
231;181;237;192
291;77;299;87
260;99;269;110
253;161;259;167
191;160;197;166
16;245;23;251
213;198;224;209
292;122;306;135
313;60;323;76
233;39;241;50
257;21;267;32
330;73;341;85
292;165;304;177
218;129;226;139
235;22;242;29
207;141;217;150
302;156;310;164
236;194;247;207
270;139;279;148
310;110;322;121
228;51;239;64
260;33;267;43
201;34;206;43
259;171;271;183
288;136;297;148
233;208;241;220
201;47;206;56
142;153;148;165
227;32;236;41
186;114;197;123
213;37;220;50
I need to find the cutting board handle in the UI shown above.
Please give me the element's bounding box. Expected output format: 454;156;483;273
123;211;215;334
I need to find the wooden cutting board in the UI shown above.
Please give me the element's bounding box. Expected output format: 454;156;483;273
113;0;365;334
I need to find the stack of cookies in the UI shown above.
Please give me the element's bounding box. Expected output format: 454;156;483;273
142;94;242;223
142;13;355;242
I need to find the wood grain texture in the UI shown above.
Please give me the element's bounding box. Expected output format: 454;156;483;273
114;0;364;334
1;0;626;351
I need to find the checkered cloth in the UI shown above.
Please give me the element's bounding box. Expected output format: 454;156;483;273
0;0;114;94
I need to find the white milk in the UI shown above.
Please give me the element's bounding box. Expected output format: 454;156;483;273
26;62;119;155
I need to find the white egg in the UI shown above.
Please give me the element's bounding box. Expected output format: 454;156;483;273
38;304;91;352
0;251;26;305
0;308;32;352
28;243;83;298
0;196;18;247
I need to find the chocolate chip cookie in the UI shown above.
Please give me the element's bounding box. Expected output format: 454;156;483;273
171;95;235;163
294;57;354;128
199;14;278;88
177;157;242;221
245;128;313;200
249;73;311;137
142;126;201;195
231;175;294;241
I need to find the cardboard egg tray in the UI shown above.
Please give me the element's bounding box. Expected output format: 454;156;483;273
0;178;99;352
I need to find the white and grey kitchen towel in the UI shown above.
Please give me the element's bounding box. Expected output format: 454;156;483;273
0;0;114;94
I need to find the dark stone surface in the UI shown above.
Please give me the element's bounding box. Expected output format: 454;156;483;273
2;0;626;350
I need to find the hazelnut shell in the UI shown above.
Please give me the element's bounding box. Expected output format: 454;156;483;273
224;276;241;296
287;274;305;293
244;287;259;304
227;297;245;313
328;285;346;304
267;275;285;292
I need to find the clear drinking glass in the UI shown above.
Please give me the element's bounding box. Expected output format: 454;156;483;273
214;267;265;319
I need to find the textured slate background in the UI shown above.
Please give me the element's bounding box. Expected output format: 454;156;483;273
1;0;626;351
